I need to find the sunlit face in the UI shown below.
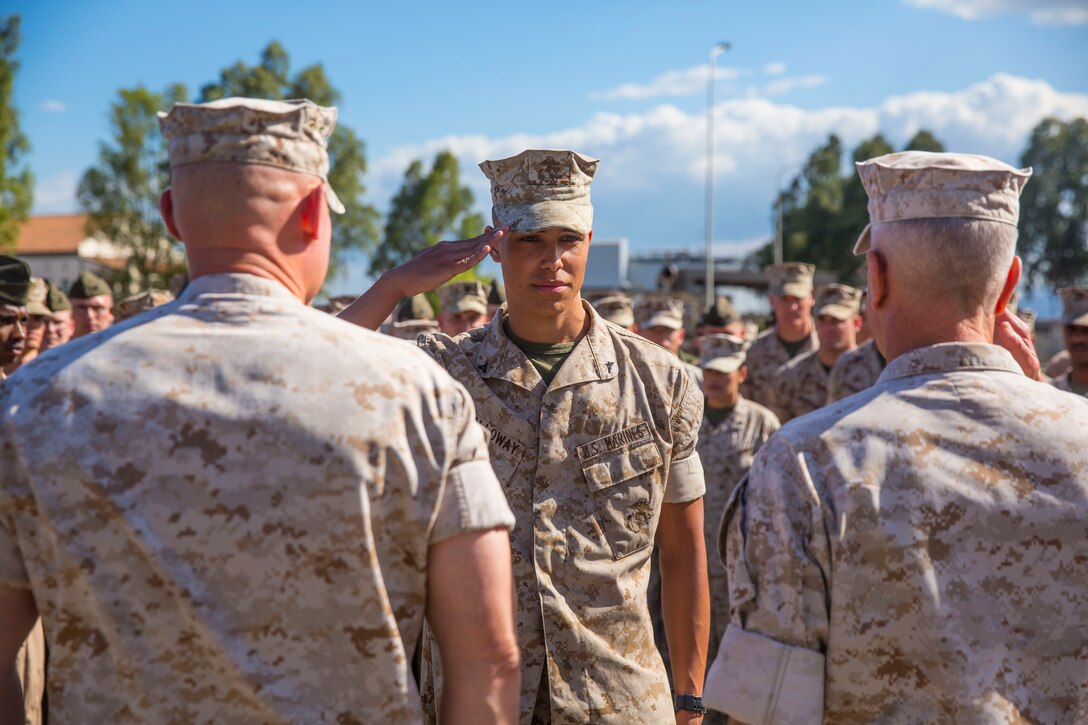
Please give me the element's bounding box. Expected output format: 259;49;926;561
639;325;685;354
703;366;746;408
1065;324;1088;367
72;294;114;337
42;309;74;350
0;304;28;366
439;310;489;336
491;226;590;316
23;314;49;355
815;313;859;353
770;294;813;331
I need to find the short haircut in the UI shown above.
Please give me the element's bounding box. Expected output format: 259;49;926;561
871;218;1017;313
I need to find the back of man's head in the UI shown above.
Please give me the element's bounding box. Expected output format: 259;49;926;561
158;98;344;302
855;152;1030;345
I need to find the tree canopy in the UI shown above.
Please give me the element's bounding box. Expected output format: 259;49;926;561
749;130;946;284
79;41;380;290
1018;117;1088;289
0;15;33;253
370;150;485;275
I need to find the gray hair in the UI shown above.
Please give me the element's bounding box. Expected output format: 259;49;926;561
870;218;1017;313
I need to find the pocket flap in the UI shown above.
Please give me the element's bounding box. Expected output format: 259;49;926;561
580;440;663;492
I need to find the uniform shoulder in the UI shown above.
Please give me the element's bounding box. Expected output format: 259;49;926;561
779;348;818;374
417;325;487;362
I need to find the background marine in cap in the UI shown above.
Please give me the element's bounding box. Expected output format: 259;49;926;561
635;296;704;391
382;293;439;341
705;151;1087;724
694;296;746;351
0;256;31;383
741;262;818;409
41;281;73;352
438;279;490;336
0;97;520;724
770;283;863;423
591;293;636;330
340;148;710;725
692;334;778;725
67;270;115;339
113;289;175;323
1053;286;1088;397
3;277;51;376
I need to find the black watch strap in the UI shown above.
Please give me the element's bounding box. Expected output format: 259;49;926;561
674;693;706;714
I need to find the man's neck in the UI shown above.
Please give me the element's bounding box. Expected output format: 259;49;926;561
879;311;992;363
706;396;738;410
186;248;309;303
505;299;588;344
817;344;851;368
777;320;812;343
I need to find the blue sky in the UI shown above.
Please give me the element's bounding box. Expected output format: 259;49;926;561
10;0;1088;294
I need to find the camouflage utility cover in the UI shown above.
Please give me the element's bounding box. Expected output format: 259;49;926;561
706;342;1088;723
827;339;885;403
0;273;513;723
696;397;778;667
765;263;815;298
417;301;705;724
480;150;598;234
771;348;833;423
740;326;818;410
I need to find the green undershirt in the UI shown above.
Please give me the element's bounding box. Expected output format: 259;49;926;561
705;403;737;427
780;335;808;359
504;320;577;386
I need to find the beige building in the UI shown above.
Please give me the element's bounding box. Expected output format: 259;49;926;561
13;214;128;290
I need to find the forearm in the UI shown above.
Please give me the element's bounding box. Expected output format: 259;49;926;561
439;655;521;724
336;273;404;330
660;541;710;696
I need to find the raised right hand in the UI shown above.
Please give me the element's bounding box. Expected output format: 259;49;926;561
383;226;506;298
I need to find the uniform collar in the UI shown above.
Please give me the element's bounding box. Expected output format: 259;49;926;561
179;273;301;303
473;300;620;392
877;342;1022;384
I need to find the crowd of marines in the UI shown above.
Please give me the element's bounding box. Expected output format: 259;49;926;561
0;95;1085;725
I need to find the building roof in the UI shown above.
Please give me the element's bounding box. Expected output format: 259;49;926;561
14;214;92;255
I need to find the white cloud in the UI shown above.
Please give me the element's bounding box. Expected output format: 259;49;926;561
591;64;745;101
757;74;829;97
363;73;1088;266
32;170;80;214
904;0;1088;25
40;100;67;113
764;62;787;76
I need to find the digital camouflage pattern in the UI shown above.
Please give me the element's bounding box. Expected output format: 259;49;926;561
827;339;885;403
158;98;346;214
417;301;705;724
707;342;1088;724
0;273;513;723
696;398;778;669
479;150;599;234
114;289;174;322
740;326;818;410
764;263;815;298
853;152;1031;254
770;348;833;423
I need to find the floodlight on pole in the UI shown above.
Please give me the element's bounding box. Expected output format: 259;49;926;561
705;41;730;310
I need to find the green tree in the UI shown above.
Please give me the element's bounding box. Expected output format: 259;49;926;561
199;41;380;283
78;84;189;292
1018;117;1088;288
751;130;943;283
369;150;485;275
0;15;33;252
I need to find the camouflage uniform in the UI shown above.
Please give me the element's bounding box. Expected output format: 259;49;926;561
707;343;1088;723
0;273;514;723
827;339;885;403
695;398;778;668
418;301;705;724
740;326;817;409
769;350;830;423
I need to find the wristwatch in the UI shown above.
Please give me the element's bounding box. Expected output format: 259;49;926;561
674;693;706;715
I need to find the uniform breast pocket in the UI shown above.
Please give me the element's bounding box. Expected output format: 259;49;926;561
577;423;665;560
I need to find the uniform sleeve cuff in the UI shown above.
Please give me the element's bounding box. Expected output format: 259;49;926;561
704;624;824;725
430;460;515;544
663;452;705;503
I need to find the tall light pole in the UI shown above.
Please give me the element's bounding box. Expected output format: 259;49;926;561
705;41;730;310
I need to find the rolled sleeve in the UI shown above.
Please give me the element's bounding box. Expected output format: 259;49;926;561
431;459;514;544
430;383;514;544
663;451;705;503
704;624;824;725
665;365;705;503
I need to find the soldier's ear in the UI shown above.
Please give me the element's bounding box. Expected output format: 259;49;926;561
866;250;888;310
160;189;182;241
995;256;1022;315
299;184;326;242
